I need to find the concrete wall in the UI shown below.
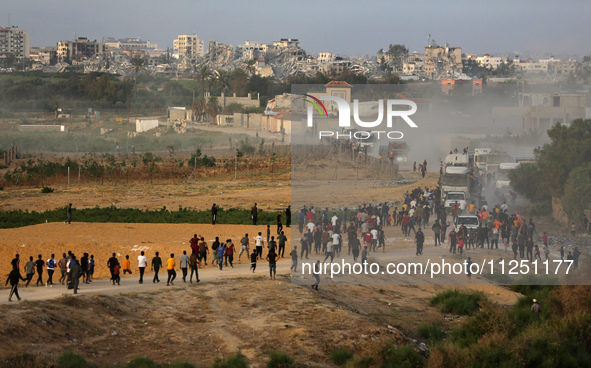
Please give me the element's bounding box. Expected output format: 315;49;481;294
19;125;65;132
220;93;260;109
136;119;159;133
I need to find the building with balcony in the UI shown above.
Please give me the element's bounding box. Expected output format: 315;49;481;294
0;26;30;59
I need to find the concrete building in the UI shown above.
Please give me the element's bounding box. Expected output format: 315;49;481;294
236;40;268;59
475;54;504;70
522;94;587;133
424;43;462;79
29;47;56;64
173;34;205;60
317;52;336;63
273;38;301;50
105;37;158;50
0;26;30;59
57;37;104;62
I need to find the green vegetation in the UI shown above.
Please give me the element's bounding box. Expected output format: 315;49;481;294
41;186;54;193
429;285;591;367
266;352;295;368
0;205;280;229
509;118;591;225
168;362;197;368
127;356;157;368
380;345;424;368
418;323;446;343
429;289;484;315
329;347;354;366
212;351;249;368
57;350;89;368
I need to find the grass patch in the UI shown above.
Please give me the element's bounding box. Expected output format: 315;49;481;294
381;345;424;368
212;351;249;368
58;350;89;368
266;352;295;368
429;289;484;315
127;356;157;368
0;205;281;228
418;323;446;343
329;347;354;366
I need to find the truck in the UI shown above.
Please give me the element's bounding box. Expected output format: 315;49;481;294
442;166;472;210
444;154;471;168
379;141;409;162
444;191;467;211
496;162;521;192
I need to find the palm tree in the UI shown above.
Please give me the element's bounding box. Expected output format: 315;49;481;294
205;97;220;123
214;69;231;95
195;65;212;97
192;97;206;122
243;59;256;77
131;57;145;96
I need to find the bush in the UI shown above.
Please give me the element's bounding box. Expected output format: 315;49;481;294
168;362;196;368
352;356;374;368
381;345;424;368
329;348;354;366
429;289;484;315
127;356;157;368
41;186;54;193
266;352;295;368
212;351;249;368
418;323;445;343
527;200;551;217
58;350;89;368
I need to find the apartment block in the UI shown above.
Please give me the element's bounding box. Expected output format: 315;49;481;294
57;37;105;62
173;34;205;60
0;26;30;59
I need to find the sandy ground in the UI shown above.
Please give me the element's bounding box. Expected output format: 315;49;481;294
0;223;292;281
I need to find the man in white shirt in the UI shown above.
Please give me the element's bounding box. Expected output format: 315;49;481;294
307;221;315;233
255;232;264;260
137;251;147;284
331;214;338;227
179;251;190;282
371;228;378;252
331;232;341;257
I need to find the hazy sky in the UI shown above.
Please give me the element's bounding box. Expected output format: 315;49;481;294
2;0;590;57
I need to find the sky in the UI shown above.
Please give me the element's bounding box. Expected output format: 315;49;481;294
2;0;591;57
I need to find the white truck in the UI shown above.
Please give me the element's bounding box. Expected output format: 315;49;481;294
442;166;472;212
496;162;521;192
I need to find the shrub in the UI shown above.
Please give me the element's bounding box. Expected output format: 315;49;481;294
127;356;157;368
168;362;196;368
418;323;445;343
58;350;89;368
266;352;295;368
212;351;249;368
41;186;54;193
329;348;354;366
527;200;551;218
381;345;424;368
352;356;374;368
429;289;484;315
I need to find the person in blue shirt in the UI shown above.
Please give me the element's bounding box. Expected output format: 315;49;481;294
216;243;226;270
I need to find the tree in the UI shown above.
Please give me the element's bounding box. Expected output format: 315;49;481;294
131;57;145;97
243;59;256;76
205;97;220;123
562;163;591;227
192;97;206;122
195;65;212;97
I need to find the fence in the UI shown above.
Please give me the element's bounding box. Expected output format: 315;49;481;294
292;144;398;181
3;145;19;166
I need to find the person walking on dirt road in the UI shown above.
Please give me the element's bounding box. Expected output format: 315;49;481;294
151;252;162;283
166;254;176;286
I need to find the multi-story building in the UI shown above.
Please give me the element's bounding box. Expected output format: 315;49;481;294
236;40;268;59
317;52;336;63
29;46;56;64
105;37;158;50
475;54;504;70
424;43;462;79
173;34;204;60
272;38;301;50
0;26;30;59
57;37;104;62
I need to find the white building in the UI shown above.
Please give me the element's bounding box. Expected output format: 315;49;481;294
476;55;504;70
317;52;336;63
0;26;30;59
173;34;205;60
105;37;158;50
